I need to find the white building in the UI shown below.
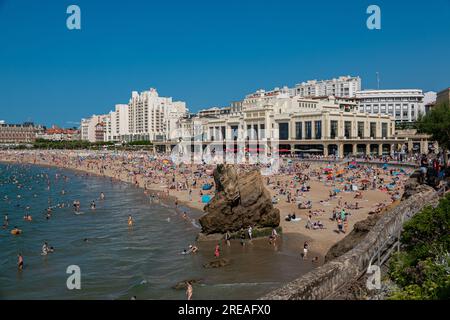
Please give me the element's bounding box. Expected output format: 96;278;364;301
101;88;187;142
105;104;129;142
423;91;437;105
356;89;425;122
170;91;400;158
127;88;187;142
294;76;361;98
80;114;108;142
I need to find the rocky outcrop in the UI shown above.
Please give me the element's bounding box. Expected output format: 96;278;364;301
198;164;280;235
402;169;434;200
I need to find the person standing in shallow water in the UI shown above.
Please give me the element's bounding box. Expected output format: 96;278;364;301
240;228;246;246
225;231;231;246
186;281;193;300
214;244;220;258
303;241;309;260
128;215;133;227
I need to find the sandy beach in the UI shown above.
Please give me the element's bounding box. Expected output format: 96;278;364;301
0;150;412;256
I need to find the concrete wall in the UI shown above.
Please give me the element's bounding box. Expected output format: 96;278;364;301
260;188;439;300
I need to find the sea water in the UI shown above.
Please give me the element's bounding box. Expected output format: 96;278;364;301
0;163;317;300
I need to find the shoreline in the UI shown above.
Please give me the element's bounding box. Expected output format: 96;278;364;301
0;151;409;257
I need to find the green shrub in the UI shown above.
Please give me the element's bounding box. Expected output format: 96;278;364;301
388;194;450;300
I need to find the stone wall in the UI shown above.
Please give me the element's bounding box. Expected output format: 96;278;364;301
260;187;439;300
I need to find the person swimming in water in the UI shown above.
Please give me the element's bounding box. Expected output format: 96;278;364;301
90;201;96;210
42;242;49;255
11;226;22;235
128;215;133;226
100;192;105;200
3;214;8;228
17;253;24;271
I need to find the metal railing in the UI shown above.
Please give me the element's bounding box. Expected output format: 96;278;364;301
368;184;447;269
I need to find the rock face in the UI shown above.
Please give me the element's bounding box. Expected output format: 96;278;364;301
199;164;280;235
402;169;435;200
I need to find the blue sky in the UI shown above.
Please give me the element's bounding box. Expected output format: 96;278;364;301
0;0;449;127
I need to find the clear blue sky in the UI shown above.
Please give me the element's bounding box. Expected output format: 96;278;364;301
0;0;449;127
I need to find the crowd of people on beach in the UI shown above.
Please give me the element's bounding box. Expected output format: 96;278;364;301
2;148;442;300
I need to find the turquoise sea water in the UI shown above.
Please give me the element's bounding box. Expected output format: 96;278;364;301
0;163;316;300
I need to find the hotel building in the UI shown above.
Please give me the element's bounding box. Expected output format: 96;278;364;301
294;76;361;98
0;122;44;144
84;88;188;143
356;89;425;122
80;114;109;142
123;88;187;142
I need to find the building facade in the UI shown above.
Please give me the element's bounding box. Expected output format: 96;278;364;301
294;76;361;98
126;88;187;142
167;93;403;158
436;87;450;106
80;114;108;142
36;125;80;141
0;122;44;144
356;89;425;122
105;104;129;142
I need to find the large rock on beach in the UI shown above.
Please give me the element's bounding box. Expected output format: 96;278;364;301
198;164;280;235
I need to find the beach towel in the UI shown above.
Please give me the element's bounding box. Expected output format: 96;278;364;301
202;184;213;191
201;195;212;204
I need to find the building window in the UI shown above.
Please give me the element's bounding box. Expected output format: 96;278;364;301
295;122;302;140
221;126;226;140
330;120;338;139
382;123;388;138
357;122;364;138
260;124;265;139
314;121;322;139
370;122;376;138
278;123;289;140
231;125;238;140
344;121;351;138
253;124;258;140
305;121;312;140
